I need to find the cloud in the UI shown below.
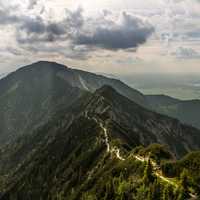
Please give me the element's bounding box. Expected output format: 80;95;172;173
20;16;46;34
73;12;154;50
6;47;22;56
186;29;200;39
19;42;91;60
8;7;83;45
0;6;19;25
0;9;67;43
28;0;38;10
116;56;142;65
173;47;200;59
16;16;67;43
0;5;154;51
0;2;155;61
15;7;85;45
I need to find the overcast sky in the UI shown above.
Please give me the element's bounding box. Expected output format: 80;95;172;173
0;0;200;75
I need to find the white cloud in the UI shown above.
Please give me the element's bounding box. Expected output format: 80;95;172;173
0;0;200;74
172;47;200;59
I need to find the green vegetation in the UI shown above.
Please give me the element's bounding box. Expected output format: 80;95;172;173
0;64;199;199
137;144;174;164
161;151;200;195
1;135;199;200
143;159;155;185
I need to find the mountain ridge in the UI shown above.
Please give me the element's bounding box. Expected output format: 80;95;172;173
0;85;200;199
0;61;147;146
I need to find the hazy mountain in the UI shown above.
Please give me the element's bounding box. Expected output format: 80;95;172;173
0;61;147;146
1;60;200;148
0;86;200;199
147;95;200;129
0;61;84;145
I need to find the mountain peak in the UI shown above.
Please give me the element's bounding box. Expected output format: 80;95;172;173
17;61;68;73
33;60;67;67
32;61;69;69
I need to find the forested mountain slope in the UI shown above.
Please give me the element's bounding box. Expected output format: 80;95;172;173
0;86;200;199
0;61;146;145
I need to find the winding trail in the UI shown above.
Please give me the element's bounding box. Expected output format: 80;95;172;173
99;122;110;153
134;155;178;187
99;122;125;161
84;112;125;161
85;113;197;198
155;172;177;186
134;155;198;198
100;122;181;188
114;148;125;161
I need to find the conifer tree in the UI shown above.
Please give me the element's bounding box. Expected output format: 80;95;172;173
143;159;154;185
162;185;170;200
178;169;190;200
180;169;189;190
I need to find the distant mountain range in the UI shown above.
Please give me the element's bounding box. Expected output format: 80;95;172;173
0;61;200;199
147;95;200;129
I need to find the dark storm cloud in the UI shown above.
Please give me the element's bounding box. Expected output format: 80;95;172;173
74;12;154;50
